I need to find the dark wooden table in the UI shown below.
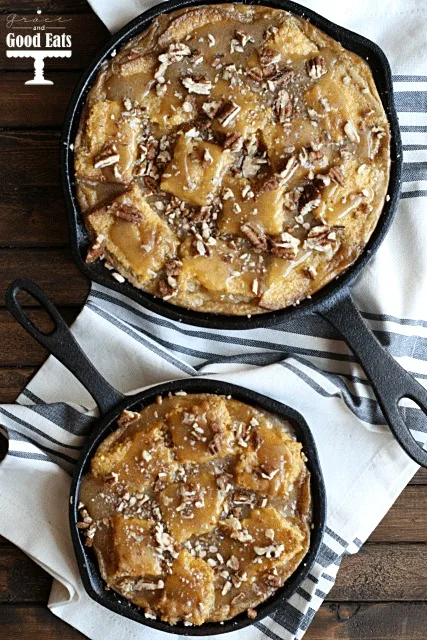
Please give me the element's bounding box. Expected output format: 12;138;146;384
0;1;426;638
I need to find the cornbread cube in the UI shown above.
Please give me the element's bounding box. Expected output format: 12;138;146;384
210;79;270;138
160;470;225;542
158;549;215;625
259;252;322;310
91;419;176;491
118;52;154;77
219;177;286;235
265;18;318;58
108;516;162;579
166;394;234;463
243;506;306;575
86;184;178;286
75;100;139;183
234;422;305;497
160;136;232;206
177;238;263;299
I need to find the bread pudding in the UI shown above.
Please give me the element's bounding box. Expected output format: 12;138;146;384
74;3;390;315
78;393;311;625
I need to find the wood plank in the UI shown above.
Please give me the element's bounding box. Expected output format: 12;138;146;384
0;547;52;603
0;13;109;71
0;131;61;189
0;72;81;128
0;131;69;246
0;367;37;403
0;249;89;306
369;486;427;543
329;544;427;601
1;603;427;640
305;602;427;640
0;606;87;639
0;309;80;366
411;468;427;485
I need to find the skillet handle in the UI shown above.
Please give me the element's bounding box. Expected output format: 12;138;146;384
320;293;427;467
6;278;125;416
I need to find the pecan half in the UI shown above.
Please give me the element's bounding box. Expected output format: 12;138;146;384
274;89;292;123
86;234;106;263
270;232;300;260
306;55;327;79
259;47;281;68
241;222;268;252
254;174;279;195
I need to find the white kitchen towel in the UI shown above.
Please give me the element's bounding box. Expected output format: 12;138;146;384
0;1;427;639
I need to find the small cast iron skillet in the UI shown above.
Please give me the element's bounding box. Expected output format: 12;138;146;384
61;0;427;466
6;277;326;636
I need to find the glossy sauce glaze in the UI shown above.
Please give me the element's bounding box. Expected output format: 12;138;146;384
78;393;311;625
74;4;390;314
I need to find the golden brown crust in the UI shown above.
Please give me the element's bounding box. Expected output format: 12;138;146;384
79;393;311;625
74;4;390;315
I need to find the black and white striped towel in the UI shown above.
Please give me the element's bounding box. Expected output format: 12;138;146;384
1;1;426;638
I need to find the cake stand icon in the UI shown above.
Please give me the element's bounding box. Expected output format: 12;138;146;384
6;50;72;85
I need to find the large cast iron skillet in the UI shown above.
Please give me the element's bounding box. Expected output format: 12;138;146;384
6;278;326;636
61;0;427;467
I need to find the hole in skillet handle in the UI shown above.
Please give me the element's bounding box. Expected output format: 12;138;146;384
69;378;327;635
6;278;62;341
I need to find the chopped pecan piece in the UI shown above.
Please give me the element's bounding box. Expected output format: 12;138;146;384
158;278;176;298
216;100;241;127
107;202;144;223
268;67;295;89
202;100;222;119
306;55;327;79
328;165;345;186
270;232;300;260
304;225;342;259
274;90;292;123
86;234;106;263
165;258;183;277
246;67;263;83
241;222;268;252
254;174;279;195
259;47;281;68
143;175;159;193
224;131;243;152
182;75;212;95
93;144;120;169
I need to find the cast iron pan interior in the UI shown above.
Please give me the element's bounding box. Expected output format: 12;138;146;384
61;0;402;331
5;278;326;636
70;377;327;636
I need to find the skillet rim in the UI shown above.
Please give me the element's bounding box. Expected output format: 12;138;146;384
61;0;402;330
69;377;327;636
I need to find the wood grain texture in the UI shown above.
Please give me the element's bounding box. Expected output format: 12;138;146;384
0;308;80;365
1;603;427;640
0;249;89;305
0;13;109;70
0;367;37;403
369;486;427;543
0;73;81;128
